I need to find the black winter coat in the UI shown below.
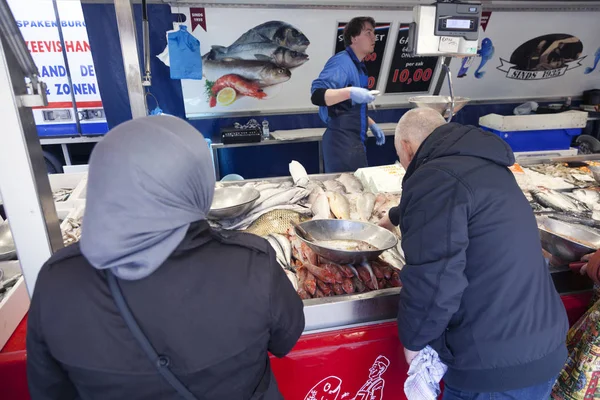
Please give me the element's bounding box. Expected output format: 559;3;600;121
388;123;568;392
27;221;305;400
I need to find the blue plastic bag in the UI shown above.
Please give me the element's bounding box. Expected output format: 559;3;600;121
168;25;202;80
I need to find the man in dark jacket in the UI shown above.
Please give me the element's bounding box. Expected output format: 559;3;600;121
379;108;568;399
27;116;304;400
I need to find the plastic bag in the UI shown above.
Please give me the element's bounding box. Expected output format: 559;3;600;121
167;25;202;80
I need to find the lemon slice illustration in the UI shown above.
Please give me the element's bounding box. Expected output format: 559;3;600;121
216;87;236;106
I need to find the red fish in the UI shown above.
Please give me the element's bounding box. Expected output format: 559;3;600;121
371;263;385;279
297;266;316;295
322;263;344;283
305;263;336;284
297;288;311;299
317;279;333;296
342;278;355;294
352;276;367;293
336;264;355;279
332;283;345;295
390;271;402;287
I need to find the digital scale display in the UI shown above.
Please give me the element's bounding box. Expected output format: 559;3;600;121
445;19;471;29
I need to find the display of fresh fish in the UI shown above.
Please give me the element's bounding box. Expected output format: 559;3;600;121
336;264;355;279
569;189;600;208
304;263;336;284
271;233;292;267
326;192;350;220
369;193;401;223
315;279;332;296
210;74;266;102
532;188;589;214
390;271;402;287
289;160;310;187
371;263;385;280
546;214;600;230
285;270;298;291
203;58;291;87
372;260;393;279
311;193;331;220
359;262;378;290
314;287;326;298
323;180;346;193
357;192;376;222
231;21;310;53
322;263;344;284
297;266;316;295
300;242;319;265
254;182;282;191
337;173;363;193
297;288;311;299
241;208;309;235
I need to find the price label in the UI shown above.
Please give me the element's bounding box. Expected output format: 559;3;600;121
438;36;460;53
384;24;439;94
334;22;391;90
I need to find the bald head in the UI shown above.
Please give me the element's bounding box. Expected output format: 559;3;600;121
394;108;446;169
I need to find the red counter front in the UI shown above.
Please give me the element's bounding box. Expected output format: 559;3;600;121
0;291;593;400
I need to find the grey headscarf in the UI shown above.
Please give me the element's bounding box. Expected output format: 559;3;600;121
80;115;215;280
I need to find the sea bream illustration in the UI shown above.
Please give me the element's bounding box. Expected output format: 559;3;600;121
231;21;310;52
203;58;291;87
206;42;309;69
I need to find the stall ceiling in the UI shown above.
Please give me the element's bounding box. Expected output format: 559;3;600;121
78;0;600;11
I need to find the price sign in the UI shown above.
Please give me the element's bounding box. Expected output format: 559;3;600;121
385;24;439;94
335;22;391;90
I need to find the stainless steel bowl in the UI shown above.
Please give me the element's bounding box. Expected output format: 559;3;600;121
0;221;17;261
538;217;600;264
295;219;398;264
590;165;600;184
208;187;260;220
408;96;470;118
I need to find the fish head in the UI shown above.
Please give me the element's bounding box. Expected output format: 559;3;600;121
275;26;310;52
304;376;342;400
261;64;292;86
273;47;309;68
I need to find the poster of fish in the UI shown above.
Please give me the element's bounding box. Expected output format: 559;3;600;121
201;21;311;108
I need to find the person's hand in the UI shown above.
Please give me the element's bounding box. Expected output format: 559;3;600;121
404;347;419;365
378;214;395;232
349;87;375;104
581;251;600;282
370;123;386;146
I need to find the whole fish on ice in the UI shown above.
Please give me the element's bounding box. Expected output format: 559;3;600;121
326;192;350;220
311;193;331;220
568;189;600;209
323;180;346;193
243;208;310;235
336;173;363;193
357;192;376;222
231;21;310;53
207;43;309;69
203;58;291;87
289;160;310;187
532;188;589;214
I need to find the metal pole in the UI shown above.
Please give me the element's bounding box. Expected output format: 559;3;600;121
0;35;63;295
114;0;147;118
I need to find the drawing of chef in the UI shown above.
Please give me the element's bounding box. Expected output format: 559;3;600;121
352;356;390;400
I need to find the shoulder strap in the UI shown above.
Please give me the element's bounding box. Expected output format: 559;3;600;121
106;271;200;400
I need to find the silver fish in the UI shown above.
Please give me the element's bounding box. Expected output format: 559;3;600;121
532;188;589;214
208;43;308;68
380;251;404;271
307;183;325;207
203;58;291;87
361;261;379;290
569;189;600;208
289;160;309;187
357;192;376;222
285;270;299;291
311;193;331;220
271;233;292;267
266;235;287;267
336;173;363;193
231;21;310;53
323;180;346;193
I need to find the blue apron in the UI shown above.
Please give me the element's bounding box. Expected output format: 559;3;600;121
312;48;369;173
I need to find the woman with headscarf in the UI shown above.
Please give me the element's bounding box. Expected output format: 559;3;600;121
26;115;305;400
552;250;600;399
